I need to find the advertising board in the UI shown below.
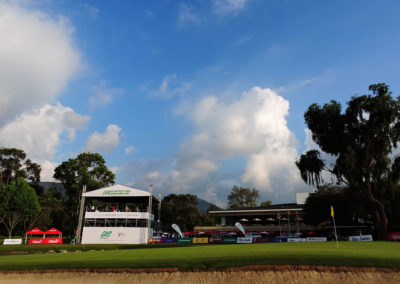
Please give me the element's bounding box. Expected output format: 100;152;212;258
269;238;287;242
81;227;150;244
349;235;373;241
254;238;269;243
161;238;178;244
147;238;162;244
85;212;152;220
177;238;193;244
210;237;223;243
237;237;253;244
222;237;237;243
287;238;307;242
387;232;400;241
3;239;22;245
193;237;209;244
29;238;44;244
306;237;327;242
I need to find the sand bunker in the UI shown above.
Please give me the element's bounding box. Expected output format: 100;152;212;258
1;270;399;284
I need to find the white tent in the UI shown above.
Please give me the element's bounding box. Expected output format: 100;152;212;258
82;184;152;198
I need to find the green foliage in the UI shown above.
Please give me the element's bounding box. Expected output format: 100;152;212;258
227;185;259;209
1;178;40;238
296;83;400;239
260;200;272;207
161;194;201;231
303;185;358;226
0;147;41;185
53;152;115;234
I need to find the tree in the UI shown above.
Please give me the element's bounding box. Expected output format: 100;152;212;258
227;185;259;209
260;200;272;207
0;147;41;186
296;83;400;239
53;152;115;234
1;178;40;238
302;185;359;226
161;194;201;231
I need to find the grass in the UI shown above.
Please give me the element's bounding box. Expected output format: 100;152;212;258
0;242;399;271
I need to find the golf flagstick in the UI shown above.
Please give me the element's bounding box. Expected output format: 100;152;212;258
331;205;339;248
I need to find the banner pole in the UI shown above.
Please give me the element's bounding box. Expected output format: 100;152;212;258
331;205;339;248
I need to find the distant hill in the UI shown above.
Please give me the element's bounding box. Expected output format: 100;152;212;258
197;198;221;214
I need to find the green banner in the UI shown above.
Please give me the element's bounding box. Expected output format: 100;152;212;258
177;238;193;243
222;237;237;243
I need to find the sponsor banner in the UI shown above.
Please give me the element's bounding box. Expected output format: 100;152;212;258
287;238;307;242
254;238;269;243
349;235;373;242
81;227;150;244
29;238;44;244
3;239;22;245
387;232;400;241
193;237;209;244
237;237;253;244
162;238;178;244
147;238;162;244
45;238;63;244
269;238;287;242
85;212;152;220
307;237;327;242
222;237;237;244
177;238;193;244
210;237;223;243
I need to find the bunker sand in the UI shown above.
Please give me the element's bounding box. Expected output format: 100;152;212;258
1;269;399;284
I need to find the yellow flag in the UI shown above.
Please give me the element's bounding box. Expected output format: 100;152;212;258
331;206;334;217
287;209;291;215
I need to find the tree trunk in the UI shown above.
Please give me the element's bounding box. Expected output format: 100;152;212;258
366;183;388;240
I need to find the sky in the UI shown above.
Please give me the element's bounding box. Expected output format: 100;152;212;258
1;0;400;207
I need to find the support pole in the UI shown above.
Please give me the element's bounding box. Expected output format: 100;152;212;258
75;185;86;244
147;184;153;240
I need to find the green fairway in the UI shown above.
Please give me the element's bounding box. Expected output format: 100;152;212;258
0;242;399;271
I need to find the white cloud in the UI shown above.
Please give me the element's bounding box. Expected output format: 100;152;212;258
81;3;99;18
0;103;90;161
162;86;306;205
40;160;58;182
89;81;123;109
178;3;201;27
0;2;81;126
213;0;248;16
125;146;135;155
150;74;192;99
84;124;122;154
110;166;120;174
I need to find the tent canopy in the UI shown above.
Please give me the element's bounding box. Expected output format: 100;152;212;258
26;228;45;235
45;228;62;235
82;184;153;198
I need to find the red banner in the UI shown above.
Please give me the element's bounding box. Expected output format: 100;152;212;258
28;238;63;245
147;238;162;244
387;232;400;241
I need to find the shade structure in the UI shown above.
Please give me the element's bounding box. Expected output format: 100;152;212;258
266;217;275;222
260;231;270;235
307;231;317;235
281;217;288;221
26;228;45;235
252;218;262;222
239;218;248;222
45;228;62;235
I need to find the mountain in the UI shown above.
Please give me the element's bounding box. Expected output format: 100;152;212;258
197;198;221;214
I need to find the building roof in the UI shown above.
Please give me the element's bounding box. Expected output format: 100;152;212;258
82;184;152;198
208;203;303;216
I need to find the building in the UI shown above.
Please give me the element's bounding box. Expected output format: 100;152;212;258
80;184;159;244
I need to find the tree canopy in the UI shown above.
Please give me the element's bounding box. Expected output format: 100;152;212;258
0;147;41;186
1;178;40;238
53;152;115;234
227;185;259;209
296;83;400;239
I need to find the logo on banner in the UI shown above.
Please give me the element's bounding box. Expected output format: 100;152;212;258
103;190;130;195
100;231;112;239
118;232;126;237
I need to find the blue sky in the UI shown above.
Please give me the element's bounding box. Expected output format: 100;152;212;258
1;0;400;206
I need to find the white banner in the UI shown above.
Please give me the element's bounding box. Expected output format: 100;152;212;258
287;238;307;242
307;237;327;242
349;235;373;242
81;227;151;244
237;237;253;244
3;239;22;245
85;212;153;220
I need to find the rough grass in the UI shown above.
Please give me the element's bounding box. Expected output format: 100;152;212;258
0;242;399;271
